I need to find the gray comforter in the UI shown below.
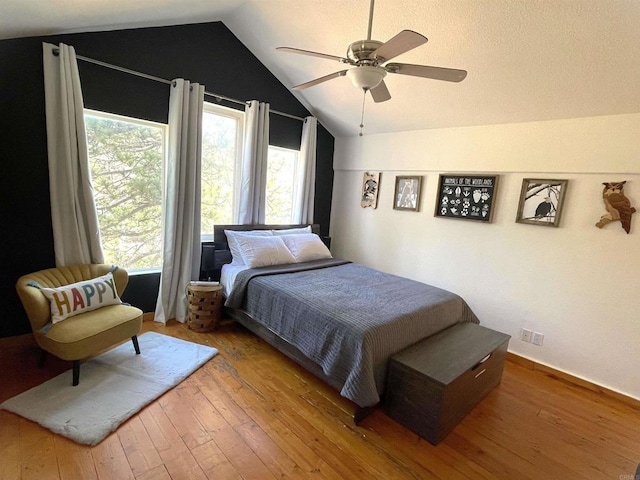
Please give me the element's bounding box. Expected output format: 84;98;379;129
226;259;479;407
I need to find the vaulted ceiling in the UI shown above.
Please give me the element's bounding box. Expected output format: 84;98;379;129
2;0;639;137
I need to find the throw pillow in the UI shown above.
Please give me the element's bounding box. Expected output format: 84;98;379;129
41;272;122;324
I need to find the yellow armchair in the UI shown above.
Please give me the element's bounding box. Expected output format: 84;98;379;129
15;264;143;386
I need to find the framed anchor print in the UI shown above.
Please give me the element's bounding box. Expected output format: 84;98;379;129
434;174;499;223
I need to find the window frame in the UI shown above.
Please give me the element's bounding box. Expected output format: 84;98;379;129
200;102;245;241
84;108;168;274
265;144;300;224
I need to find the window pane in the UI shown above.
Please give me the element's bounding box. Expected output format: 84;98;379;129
265;146;298;224
85;111;164;271
201;104;243;239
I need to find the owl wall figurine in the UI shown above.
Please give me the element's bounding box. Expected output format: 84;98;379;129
595;181;636;234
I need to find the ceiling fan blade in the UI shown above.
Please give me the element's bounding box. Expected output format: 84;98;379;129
386;63;467;82
371;30;428;62
292;70;348;90
370;80;391;103
277;47;351;64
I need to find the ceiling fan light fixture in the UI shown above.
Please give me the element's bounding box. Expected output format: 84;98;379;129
347;66;386;90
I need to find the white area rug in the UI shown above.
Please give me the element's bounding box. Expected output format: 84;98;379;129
0;331;218;446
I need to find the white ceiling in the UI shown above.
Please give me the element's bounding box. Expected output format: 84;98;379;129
2;0;640;138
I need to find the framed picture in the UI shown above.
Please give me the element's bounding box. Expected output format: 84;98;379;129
361;172;381;209
434;174;499;222
393;176;422;211
516;179;568;227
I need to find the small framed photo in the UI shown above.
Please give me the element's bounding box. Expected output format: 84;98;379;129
393;176;422;211
516;179;568;227
361;172;381;208
435;174;499;222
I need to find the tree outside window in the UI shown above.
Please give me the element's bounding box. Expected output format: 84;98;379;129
85;111;164;271
266;146;298;224
86;105;300;271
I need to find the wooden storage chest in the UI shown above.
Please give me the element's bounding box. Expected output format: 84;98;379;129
385;322;510;445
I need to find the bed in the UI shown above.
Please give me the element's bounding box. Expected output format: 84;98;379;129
213;224;479;422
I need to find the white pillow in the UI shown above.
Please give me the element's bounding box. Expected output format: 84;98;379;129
280;233;332;263
235;235;297;268
271;226;312;236
224;229;272;265
40;272;122;324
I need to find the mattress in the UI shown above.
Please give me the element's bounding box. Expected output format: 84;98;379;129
220;263;248;297
225;260;479;407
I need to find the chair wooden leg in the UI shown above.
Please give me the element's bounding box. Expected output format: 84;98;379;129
132;335;140;354
72;360;80;386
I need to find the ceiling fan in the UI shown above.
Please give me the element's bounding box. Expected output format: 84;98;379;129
276;0;467;103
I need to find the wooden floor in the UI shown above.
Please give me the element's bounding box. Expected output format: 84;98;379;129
1;319;639;480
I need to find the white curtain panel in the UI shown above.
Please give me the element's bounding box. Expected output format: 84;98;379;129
42;42;104;266
292;116;317;224
154;79;204;324
236;100;270;224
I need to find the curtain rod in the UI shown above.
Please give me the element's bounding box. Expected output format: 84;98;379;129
53;48;306;122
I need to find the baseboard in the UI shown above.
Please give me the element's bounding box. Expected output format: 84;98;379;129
506;352;640;410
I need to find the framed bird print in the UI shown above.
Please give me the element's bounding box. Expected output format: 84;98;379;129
516;179;568;227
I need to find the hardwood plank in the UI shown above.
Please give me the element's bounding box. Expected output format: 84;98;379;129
17;417;59;480
134;464;172;480
231;355;413;478
195;367;344;480
140;402;208;480
90;433;135;480
206;423;278;480
117;416;164;478
233;419;306;479
159;387;213;450
360;408;498;480
2;319;639;480
478;389;635;478
53;436;97;480
506;352;640;411
0;412;21;480
190;439;243;480
201;352;370;480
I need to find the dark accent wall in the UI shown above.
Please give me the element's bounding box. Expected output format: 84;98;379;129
0;22;334;337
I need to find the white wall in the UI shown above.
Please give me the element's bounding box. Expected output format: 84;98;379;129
330;113;640;400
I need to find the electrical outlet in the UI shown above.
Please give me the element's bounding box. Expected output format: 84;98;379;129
532;332;544;346
521;328;532;343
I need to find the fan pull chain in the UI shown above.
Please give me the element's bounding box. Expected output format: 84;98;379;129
359;90;367;137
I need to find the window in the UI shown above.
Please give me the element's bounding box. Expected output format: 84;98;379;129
86;103;299;272
265;146;299;224
200;103;244;240
85;110;165;272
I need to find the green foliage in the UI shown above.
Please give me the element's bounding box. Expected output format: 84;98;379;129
265;147;297;224
86;114;163;270
86;108;299;271
200;111;236;234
